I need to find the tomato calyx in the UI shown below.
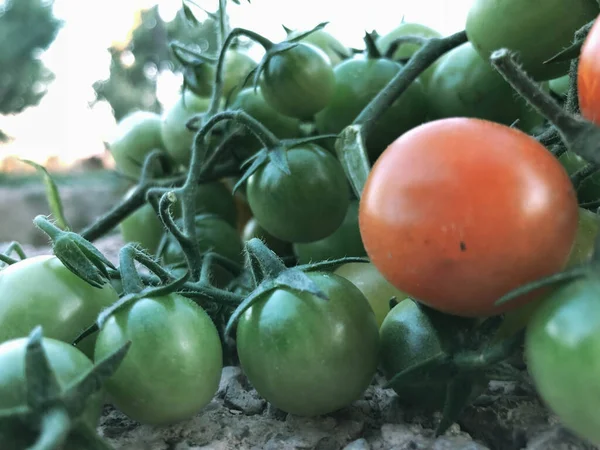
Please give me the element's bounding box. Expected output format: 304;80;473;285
0;327;130;449
383;300;524;436
363;31;383;59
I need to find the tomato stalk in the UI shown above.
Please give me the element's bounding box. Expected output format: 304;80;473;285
490;49;600;167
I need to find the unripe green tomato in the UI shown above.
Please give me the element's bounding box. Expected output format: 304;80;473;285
161;90;211;166
376;22;443;87
119;187;164;255
286;29;351;67
549;75;570;97
108;111;165;180
242;217;293;258
466;0;600;81
259;43;336;120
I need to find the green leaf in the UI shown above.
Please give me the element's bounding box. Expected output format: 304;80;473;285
182;3;200;26
335;125;372;199
20;159;70;231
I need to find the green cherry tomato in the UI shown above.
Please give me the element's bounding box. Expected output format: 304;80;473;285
94;293;223;425
222;50;257;99
495;207;600;340
228;87;301;161
108;111;165;179
162;214;244;267
172;181;238;227
236;271;380;416
526;275;600;446
259;43;336;120
315;56;428;161
0;256;118;358
334;262;409;328
376;22;443;87
242;217;293;258
466;0;600;81
161;90;211;166
293;200;366;264
559;151;600;204
246;144;350;243
427;43;545;133
119;188;164;255
286;28;351;67
549;75;570;97
0;337;103;440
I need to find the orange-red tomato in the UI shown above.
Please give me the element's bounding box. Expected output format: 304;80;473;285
579;15;600;125
359;118;579;317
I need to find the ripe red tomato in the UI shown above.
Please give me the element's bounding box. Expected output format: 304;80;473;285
578;16;600;125
359;118;579;317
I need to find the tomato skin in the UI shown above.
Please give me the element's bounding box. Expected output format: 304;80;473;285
466;0;599;81
259;43;336;120
221;50;257;99
0;337;103;438
334;262;409;328
286;29;351;67
549;75;570;98
360;118;579;317
242;217;293;258
162;214;244;267
293;200;366;264
119;188;164;255
108;111;165;179
161;90;211;166
94;293;223;425
236;272;380;416
0;256;118;358
246;144;350;243
376;22;442;87
427;43;545;133
579;16;600;125
315;56;428;161
526;276;600;446
173;181;238;227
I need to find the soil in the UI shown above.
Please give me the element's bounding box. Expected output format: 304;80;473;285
9;236;597;450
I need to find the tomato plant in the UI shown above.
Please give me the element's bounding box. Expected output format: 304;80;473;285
334;262;409;328
376;22;442;87
315;55;428;161
285;28;351;67
293;200;365;264
246;143;350;243
94;293;223;425
107;111;165;179
360;118;579;317
119;188;165;255
162;214;244;267
578;15;600;126
427;43;545;133
0;255;118;358
0;337;103;441
466;0;599;80
161;90;211;166
235;271;379;416
526;275;600;446
259;43;336;119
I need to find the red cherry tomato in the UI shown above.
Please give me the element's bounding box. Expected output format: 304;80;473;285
578;15;600;125
359;118;579;317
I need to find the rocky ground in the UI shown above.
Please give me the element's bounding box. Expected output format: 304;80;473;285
2;180;597;450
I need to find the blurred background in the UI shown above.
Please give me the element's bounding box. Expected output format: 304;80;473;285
0;0;469;245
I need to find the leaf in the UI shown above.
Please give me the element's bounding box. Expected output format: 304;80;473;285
182;3;200;26
335;125;372;199
20;159;70;231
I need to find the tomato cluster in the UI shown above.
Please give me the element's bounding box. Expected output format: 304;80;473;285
3;3;600;448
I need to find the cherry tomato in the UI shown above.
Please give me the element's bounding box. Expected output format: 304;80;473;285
107;111;165;179
259;43;335;120
334;262;409;328
360;118;579;317
119;188;164;255
427;43;545;133
242;217;293;258
526;275;600;446
221;50;257;99
236;271;380;416
578;16;600;125
549;75;570;98
315;55;428;161
376;22;442;87
0;256;118;358
293;200;365;264
172;181;238;227
161;90;211;166
246;143;350;243
94;293;223;425
286;28;351;67
466;0;599;80
0;337;103;443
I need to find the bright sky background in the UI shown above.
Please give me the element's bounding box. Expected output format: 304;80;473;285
0;0;472;167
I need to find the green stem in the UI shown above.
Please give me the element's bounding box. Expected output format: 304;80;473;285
572;162;598;189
